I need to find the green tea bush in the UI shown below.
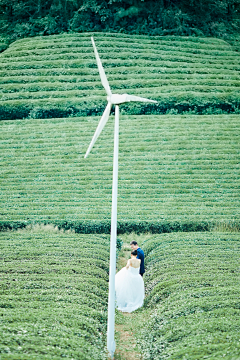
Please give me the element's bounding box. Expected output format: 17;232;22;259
0;219;214;235
139;232;240;359
0;114;239;225
0;230;110;359
225;35;240;53
0;33;239;119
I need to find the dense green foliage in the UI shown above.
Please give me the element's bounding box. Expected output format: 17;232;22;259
0;0;240;40
0;228;110;359
0;114;239;225
138;231;240;359
0;41;8;53
0;220;213;235
0;33;240;119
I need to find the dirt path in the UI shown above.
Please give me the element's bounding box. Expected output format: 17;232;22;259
114;243;143;360
114;314;142;360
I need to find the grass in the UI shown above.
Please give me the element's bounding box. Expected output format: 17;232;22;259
0;114;239;225
0;227;110;359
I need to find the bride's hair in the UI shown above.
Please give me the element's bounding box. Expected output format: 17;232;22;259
131;250;138;256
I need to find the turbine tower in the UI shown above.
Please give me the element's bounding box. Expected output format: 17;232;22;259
85;37;157;358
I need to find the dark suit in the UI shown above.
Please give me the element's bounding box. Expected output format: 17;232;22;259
137;247;145;276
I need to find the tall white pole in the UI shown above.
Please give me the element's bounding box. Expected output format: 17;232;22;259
107;105;119;358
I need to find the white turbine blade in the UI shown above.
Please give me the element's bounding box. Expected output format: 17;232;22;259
91;37;112;97
84;102;112;158
125;94;157;103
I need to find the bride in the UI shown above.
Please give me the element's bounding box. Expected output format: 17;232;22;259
115;250;145;312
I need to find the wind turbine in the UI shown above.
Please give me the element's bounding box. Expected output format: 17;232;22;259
85;37;157;358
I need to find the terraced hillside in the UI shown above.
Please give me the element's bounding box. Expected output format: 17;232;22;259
0;114;239;225
138;231;240;359
1;32;239;360
0;228;109;359
0;33;240;120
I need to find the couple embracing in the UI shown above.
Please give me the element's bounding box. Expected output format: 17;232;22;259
115;241;145;313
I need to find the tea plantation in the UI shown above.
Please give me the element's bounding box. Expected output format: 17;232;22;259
0;32;239;359
0;114;239;227
0;33;240;120
0;228;109;359
138;231;240;359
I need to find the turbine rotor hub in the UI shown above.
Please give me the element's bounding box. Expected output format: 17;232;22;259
108;94;128;105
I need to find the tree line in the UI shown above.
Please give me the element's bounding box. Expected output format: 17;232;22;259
0;0;239;40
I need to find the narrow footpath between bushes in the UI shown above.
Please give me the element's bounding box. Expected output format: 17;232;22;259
113;239;152;360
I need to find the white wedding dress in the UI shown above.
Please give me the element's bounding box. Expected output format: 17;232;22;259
115;263;145;313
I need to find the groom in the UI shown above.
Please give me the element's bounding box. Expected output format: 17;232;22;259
130;241;145;277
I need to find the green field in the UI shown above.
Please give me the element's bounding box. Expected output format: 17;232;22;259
0;228;109;359
0;114;239;225
0;32;240;359
0;33;240;119
1;229;239;359
129;231;240;359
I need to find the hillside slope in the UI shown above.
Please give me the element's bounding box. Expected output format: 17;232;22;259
0;114;239;225
0;33;240;120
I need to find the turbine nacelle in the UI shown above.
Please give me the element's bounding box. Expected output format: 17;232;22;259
107;94;129;105
107;93;157;105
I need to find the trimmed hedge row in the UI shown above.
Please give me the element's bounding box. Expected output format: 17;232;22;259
6;33;232;49
0;99;240;120
1;52;239;67
1;77;240;89
1;220;239;234
1;59;239;73
1;86;240;102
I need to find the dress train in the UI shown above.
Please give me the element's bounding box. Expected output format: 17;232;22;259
115;266;144;312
